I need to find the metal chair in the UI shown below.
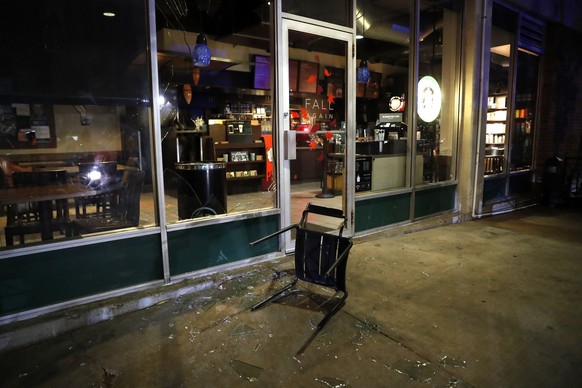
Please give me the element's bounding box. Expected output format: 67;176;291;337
250;203;353;359
4;169;70;245
71;169;145;235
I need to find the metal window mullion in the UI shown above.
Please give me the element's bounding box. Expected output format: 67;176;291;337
147;0;171;283
409;0;421;221
504;23;519;195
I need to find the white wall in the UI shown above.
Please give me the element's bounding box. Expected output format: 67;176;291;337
3;105;122;156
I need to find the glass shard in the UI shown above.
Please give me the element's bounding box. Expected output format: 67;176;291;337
231;323;257;337
230;360;263;382
315;377;348;387
388;359;438;384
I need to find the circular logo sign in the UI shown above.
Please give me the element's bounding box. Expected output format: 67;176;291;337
417;76;442;122
389;96;405;112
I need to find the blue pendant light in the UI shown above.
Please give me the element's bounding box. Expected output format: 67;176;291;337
193;33;211;67
357;59;370;83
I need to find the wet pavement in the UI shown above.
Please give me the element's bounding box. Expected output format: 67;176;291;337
1;206;581;387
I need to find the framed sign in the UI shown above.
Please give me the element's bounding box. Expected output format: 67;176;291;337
230;151;249;162
298;61;319;94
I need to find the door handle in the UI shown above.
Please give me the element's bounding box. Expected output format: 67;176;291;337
284;130;296;160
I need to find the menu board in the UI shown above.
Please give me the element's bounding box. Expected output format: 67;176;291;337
253;56;300;92
298;61;319;94
253;55;271;90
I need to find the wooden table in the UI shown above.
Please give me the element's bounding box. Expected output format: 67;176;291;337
36;165;133;174
0;183;98;241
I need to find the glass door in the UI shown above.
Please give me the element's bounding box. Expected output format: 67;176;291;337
277;19;354;252
510;49;539;172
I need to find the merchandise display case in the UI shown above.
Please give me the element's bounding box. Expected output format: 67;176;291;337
485;93;507;175
215;140;266;194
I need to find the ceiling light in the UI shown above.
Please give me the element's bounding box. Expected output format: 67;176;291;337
357;60;370;84
193;33;211;67
103;11;115;17
491;44;511;57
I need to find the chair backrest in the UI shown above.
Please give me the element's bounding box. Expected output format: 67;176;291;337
298;203;347;236
0;165;6;189
1;156;32;187
12;170;67;187
9;170;68;223
294;228;351;293
116;169;145;225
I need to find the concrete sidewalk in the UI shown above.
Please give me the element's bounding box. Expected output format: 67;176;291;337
1;206;581;387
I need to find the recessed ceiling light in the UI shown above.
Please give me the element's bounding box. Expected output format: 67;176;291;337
103;11;116;17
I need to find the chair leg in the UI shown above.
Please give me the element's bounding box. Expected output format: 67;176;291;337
251;281;296;311
5;230;14;246
294;292;348;361
316;293;347;330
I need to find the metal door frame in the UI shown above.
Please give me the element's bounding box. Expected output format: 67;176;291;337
274;15;355;252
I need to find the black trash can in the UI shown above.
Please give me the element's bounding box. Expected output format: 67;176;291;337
543;156;565;206
175;162;227;219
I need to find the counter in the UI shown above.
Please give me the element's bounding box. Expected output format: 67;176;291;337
370;154;424;191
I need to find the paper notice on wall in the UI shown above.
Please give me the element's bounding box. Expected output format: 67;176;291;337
12;103;30;116
32;125;51;139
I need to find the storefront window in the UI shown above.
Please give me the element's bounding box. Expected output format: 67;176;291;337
0;1;154;248
355;0;412;193
353;0;461;194
417;0;462;184
155;0;275;222
483;4;543;204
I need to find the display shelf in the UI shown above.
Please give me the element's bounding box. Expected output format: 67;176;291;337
226;174;266;181
215;141;266;194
